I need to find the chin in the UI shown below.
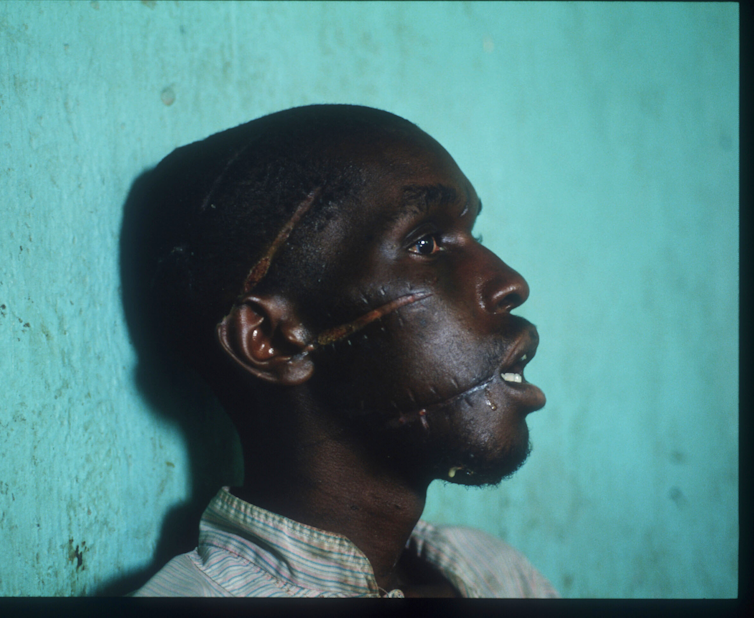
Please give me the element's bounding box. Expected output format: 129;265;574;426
438;433;533;487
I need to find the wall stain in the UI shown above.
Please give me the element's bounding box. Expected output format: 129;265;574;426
40;322;52;341
668;486;688;509
670;449;686;464
719;130;733;151
160;86;176;106
67;538;87;571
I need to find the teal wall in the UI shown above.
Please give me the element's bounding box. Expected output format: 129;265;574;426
0;1;738;597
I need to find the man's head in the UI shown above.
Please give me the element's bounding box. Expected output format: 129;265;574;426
138;104;545;489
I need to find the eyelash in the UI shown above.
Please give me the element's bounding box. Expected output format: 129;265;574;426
408;231;483;257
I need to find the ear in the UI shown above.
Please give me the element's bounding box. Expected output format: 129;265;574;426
216;295;314;386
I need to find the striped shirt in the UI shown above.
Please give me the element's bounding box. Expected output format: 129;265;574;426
132;487;558;598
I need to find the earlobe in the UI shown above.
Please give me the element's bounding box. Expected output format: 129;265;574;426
216;296;314;386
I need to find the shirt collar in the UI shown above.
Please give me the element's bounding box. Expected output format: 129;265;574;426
199;487;386;597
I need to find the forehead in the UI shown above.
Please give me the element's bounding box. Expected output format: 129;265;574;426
345;133;477;225
297;135;476;281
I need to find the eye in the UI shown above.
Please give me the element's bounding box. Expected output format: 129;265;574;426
408;234;441;256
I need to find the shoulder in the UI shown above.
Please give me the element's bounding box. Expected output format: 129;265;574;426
130;551;231;597
426;523;526;561
412;522;559;598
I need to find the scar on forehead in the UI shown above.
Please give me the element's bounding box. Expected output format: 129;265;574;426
302;291;432;353
239;184;455;296
239;187;323;296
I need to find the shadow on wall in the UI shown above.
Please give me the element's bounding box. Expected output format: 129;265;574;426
94;170;243;596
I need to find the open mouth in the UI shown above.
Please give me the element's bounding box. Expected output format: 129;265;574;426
498;328;539;385
500;352;530;383
392;327;542;418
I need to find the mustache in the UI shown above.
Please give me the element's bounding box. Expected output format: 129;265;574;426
482;316;539;372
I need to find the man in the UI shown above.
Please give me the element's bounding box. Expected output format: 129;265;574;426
130;105;557;597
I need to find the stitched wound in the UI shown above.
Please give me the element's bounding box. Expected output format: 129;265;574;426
240;187;323;296
303;291;431;352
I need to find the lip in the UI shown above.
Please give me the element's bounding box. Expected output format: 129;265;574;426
498;324;539;375
382;323;546;426
496;325;546;412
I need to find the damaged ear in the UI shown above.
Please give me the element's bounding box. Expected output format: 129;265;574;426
216;295;314;386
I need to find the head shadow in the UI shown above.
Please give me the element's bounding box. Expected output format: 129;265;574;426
93;167;243;596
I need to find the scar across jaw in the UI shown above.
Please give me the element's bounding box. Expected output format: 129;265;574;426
229;187;499;422
388;373;497;429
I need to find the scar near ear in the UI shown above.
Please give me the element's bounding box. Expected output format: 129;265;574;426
239;187;323;297
302;291;432;353
225;184;431;358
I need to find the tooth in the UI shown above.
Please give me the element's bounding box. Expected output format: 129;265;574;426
501;373;522;383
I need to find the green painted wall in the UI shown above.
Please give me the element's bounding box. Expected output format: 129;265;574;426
0;1;738;597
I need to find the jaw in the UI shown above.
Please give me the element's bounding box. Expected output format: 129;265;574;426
309;368;538;490
415;375;537;486
299;290;545;487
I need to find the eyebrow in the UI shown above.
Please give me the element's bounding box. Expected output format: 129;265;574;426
390;183;483;226
398;184;460;217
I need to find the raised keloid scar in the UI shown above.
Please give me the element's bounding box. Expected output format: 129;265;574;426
239;187;323;296
386;374;497;431
233;186;432;351
301;291;431;353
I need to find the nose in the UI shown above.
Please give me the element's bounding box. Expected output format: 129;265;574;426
478;246;530;314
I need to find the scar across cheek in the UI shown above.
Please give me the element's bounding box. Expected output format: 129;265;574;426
302;291;432;353
225;184;433;358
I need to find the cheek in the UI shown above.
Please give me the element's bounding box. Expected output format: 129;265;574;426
309;299;502;412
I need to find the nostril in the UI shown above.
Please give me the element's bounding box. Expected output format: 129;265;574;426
483;271;529;314
496;291;525;313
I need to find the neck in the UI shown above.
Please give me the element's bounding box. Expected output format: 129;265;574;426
230;392;430;591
